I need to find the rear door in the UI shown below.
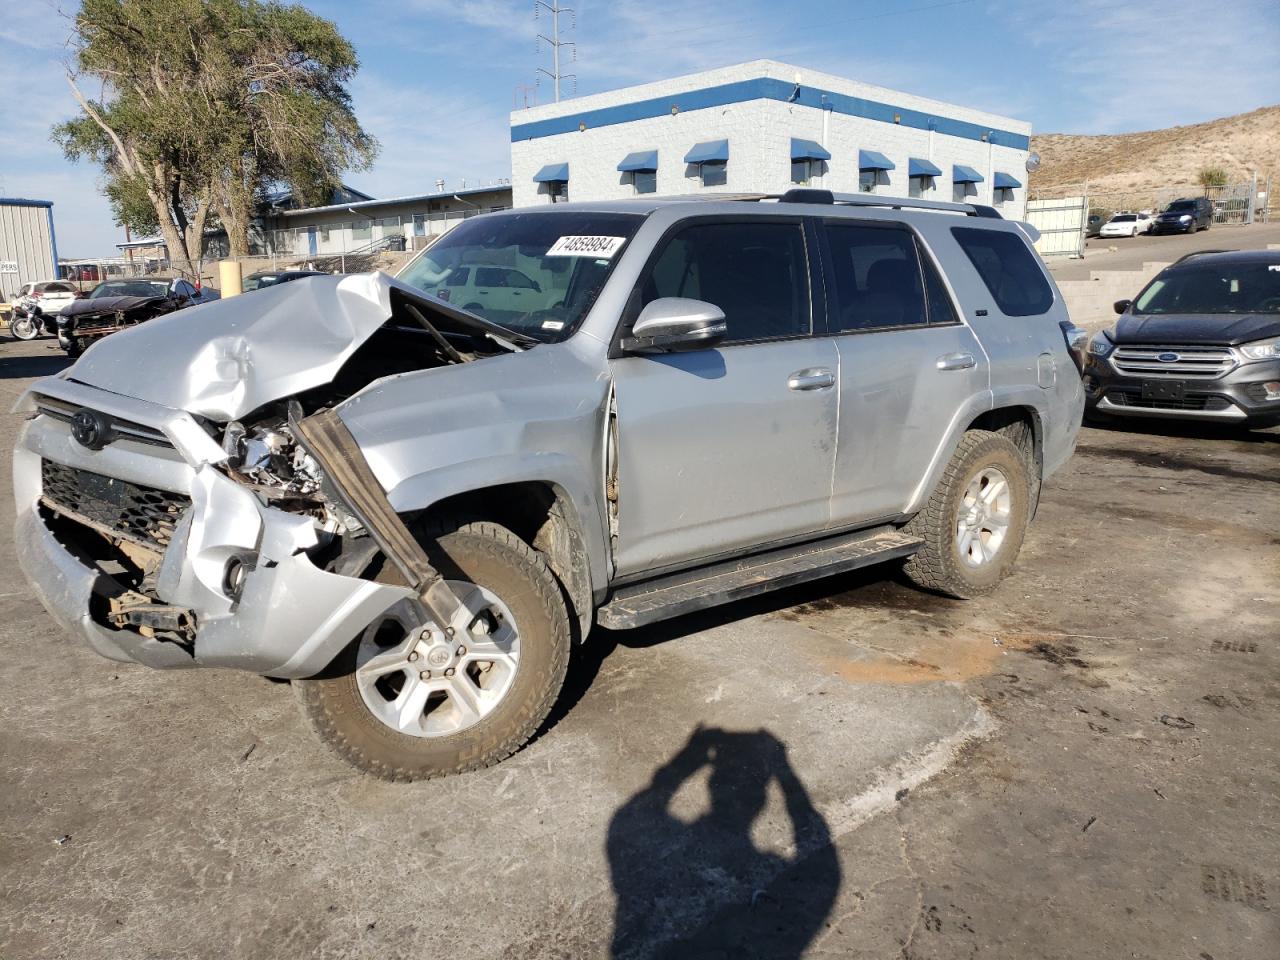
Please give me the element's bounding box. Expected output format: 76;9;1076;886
821;219;988;524
608;216;839;577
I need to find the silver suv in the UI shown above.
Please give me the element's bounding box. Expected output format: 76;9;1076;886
13;191;1083;780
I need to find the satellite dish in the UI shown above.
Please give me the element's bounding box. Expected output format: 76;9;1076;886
1025;152;1042;173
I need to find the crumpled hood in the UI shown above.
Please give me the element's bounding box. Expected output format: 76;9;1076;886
1113;312;1280;346
63;272;502;422
59;294;168;318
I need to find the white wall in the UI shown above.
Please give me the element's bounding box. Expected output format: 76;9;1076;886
510;59;1030;218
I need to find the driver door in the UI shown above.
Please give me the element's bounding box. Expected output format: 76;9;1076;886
608;217;838;578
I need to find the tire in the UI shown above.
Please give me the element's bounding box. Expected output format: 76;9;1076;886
10;315;39;340
902;430;1031;599
295;518;570;781
463;302;484;313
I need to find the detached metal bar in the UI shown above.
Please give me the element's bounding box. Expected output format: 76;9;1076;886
293;407;465;627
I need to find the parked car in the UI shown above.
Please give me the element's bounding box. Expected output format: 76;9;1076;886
1085;214;1105;238
1149;197;1214;234
9;280;80;339
410;261;559;323
1084;250;1280;428
53;277;220;356
242;269;327;292
14;190;1083;780
1099;212;1150;238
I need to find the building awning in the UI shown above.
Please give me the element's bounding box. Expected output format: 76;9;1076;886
533;163;570;183
858;150;895;171
908;158;942;178
952;165;985;184
684;139;729;164
617;150;658;173
993;172;1022;190
791;138;831;162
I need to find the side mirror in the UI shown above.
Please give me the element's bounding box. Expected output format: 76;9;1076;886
622;297;727;354
1113;299;1132;315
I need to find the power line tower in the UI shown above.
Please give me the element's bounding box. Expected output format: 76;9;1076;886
534;1;575;103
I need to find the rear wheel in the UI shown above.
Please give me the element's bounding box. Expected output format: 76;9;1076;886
295;519;570;781
902;431;1031;599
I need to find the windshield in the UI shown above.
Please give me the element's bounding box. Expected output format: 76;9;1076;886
90;280;171;298
1165;201;1196;212
398;212;643;343
1134;262;1280;315
1110;215;1136;222
243;274;280;291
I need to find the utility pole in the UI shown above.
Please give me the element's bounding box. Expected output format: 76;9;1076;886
535;1;575;102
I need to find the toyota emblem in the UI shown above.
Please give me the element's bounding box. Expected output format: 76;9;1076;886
70;408;113;450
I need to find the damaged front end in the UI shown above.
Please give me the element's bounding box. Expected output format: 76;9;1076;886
14;272;520;676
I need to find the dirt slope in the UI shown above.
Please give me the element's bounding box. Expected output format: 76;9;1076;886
1030;104;1280;197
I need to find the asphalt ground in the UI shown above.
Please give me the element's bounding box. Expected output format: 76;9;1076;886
1;334;1276;959
1044;220;1280;281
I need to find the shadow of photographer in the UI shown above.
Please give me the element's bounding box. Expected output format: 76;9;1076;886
607;726;840;959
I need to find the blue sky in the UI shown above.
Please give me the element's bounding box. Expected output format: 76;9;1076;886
2;0;1277;256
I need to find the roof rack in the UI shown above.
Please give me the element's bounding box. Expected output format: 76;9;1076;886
773;188;1002;219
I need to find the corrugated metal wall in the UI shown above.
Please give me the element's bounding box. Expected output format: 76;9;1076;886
0;200;58;302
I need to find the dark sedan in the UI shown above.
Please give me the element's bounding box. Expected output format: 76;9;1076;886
54;277;220;356
243;269;327;291
1083;250;1280;429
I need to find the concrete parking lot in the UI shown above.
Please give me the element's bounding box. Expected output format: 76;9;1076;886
1;336;1277;960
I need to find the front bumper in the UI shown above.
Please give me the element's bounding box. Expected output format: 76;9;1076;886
13;379;413;678
1148;220;1194;234
1083;353;1280;426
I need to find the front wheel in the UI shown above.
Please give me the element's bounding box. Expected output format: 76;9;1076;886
10;315;40;340
902;431;1031;599
295;519;570;781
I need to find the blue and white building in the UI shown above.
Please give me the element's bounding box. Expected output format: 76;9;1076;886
510;60;1032;218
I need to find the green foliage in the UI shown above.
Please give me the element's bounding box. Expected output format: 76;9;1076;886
54;0;378;258
1197;166;1229;188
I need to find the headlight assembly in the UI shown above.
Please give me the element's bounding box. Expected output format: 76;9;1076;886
1087;332;1115;358
1239;337;1280;362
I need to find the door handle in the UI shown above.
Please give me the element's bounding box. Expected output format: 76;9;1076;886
788;368;836;391
936;353;976;371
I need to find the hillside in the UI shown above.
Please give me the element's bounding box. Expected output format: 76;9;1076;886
1029;104;1280;200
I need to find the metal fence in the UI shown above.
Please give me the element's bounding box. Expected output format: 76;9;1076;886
1026;193;1088;258
1080;177;1272;227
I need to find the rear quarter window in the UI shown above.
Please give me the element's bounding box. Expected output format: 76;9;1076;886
950;227;1054;317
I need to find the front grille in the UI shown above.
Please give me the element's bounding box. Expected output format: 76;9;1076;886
1105;389;1232;412
1110;345;1236;379
33;394;172;448
41;460;190;552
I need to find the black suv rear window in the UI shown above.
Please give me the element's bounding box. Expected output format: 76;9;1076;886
951;227;1053;317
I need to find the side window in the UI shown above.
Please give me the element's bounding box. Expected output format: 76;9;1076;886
506;269;537;289
951;227;1054;317
638;221;810;343
476;267;506;287
823;223;926;331
920;248;959;325
444;267;470;287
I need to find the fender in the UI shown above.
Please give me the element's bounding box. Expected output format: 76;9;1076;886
382;452;611;614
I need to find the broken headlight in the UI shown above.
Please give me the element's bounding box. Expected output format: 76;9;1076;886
222;419;323;496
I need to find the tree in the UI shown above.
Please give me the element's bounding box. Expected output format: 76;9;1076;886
54;0;377;269
1197;166;1229;190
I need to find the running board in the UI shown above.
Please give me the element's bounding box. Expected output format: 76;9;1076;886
597;526;923;630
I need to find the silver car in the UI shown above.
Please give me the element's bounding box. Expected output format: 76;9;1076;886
12;191;1084;780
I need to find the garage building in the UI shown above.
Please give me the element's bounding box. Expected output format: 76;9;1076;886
510;60;1031;218
0;198;59;303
